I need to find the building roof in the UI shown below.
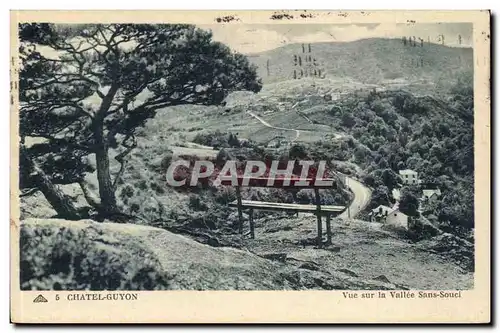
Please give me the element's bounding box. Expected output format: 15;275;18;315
371;205;408;219
387;208;407;216
422;189;442;198
392;189;401;200
399;169;418;176
371;205;393;214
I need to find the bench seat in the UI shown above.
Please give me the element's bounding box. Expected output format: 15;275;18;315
229;200;345;215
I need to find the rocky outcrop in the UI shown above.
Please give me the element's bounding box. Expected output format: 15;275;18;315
417;232;474;272
20;218;400;291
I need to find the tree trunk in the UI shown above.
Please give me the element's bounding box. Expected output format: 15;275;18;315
20;148;81;220
93;122;119;215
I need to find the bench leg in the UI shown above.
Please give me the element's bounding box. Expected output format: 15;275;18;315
314;189;322;248
249;208;255;239
316;215;322;248
326;214;332;245
235;186;243;234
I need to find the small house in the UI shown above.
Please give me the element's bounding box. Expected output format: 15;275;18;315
399;169;419;185
369;205;393;223
422;189;442;203
369;204;409;230
386;209;409;229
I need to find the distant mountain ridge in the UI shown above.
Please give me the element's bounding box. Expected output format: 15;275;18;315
247;38;473;86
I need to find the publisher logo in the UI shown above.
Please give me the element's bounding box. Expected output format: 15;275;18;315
33;294;48;303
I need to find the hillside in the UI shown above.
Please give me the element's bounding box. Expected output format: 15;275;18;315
247;38;473;89
20;218;414;290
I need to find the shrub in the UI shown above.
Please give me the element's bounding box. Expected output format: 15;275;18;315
150;182;166;195
215;187;236;205
193;131;243;149
288;144;308;159
216;149;233;164
119;185;134;200
130;203;140;214
296;190;312;204
329;106;342;116
188;194;208;211
20;223;171;290
407;216;440;242
136;180;148;190
160;153;173;171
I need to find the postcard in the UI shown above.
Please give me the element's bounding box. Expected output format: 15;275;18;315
10;10;490;323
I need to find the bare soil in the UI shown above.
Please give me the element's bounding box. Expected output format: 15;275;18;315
240;215;473;290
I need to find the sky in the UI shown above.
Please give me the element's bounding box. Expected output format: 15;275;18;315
198;23;473;54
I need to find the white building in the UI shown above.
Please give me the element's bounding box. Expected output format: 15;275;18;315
399;169;419;185
369;204;409;229
422;189;442;203
386;209;409;229
369;205;393;223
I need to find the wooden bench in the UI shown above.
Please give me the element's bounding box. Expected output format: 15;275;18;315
223;177;346;248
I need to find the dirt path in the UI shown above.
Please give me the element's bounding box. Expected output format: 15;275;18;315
247;111;301;142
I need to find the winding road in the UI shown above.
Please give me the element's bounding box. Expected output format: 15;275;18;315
246;110;372;219
338;176;372;219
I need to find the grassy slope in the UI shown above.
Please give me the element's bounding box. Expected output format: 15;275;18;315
247;38;473;88
243;216;472;290
21;218;406;290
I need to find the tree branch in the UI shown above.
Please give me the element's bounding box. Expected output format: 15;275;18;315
27;136;93;153
78;180;101;209
20;187;39;197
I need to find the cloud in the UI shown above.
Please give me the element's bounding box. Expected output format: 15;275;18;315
200;23;472;54
199;25;290;53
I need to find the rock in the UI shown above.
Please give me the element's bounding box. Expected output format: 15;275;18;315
373;275;391;284
418;233;474;271
20;218;403;291
20;218;298;290
20;191;57;219
325;245;341;252
338;268;359;277
264;226;281;233
260;252;287;262
298;262;321;271
296;237;319;247
20;183;91;220
281;268;399;291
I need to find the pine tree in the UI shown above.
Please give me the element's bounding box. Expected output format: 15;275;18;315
19;23;262;217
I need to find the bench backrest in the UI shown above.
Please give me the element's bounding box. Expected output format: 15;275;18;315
220;176;337;189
